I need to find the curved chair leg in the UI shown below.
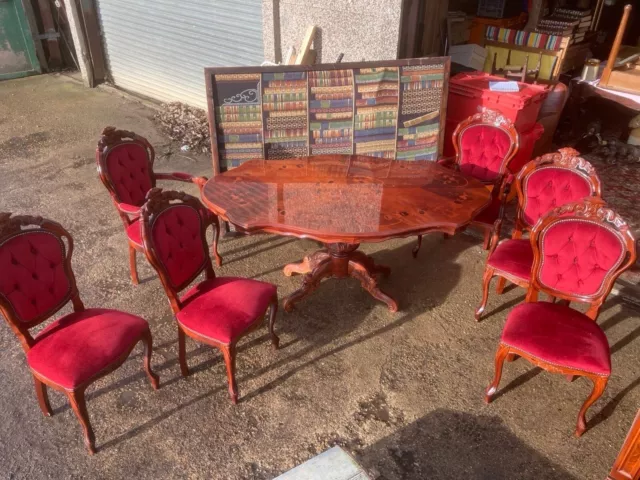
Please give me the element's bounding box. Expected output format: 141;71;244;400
33;376;52;417
212;216;223;267
65;388;96;455
412;235;422;258
128;244;139;285
506;353;520;362
221;344;238;404
140;329;160;389
475;267;495;321
177;326;190;377
485;343;510;403
495;277;507;294
268;296;280;350
575;375;608;437
482;228;491;250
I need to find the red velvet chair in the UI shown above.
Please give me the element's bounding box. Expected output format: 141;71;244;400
139;188;279;404
413;108;520;257
0;213;159;454
485;198;637;436
96;127;222;285
475;148;602;320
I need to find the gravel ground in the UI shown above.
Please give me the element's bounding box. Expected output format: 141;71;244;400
1;74;639;480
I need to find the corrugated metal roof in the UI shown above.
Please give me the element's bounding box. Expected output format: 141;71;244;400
97;0;264;108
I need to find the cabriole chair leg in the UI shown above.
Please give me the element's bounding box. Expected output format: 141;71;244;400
33;376;52;417
177;326;190;377
66;388;96;455
140;329;160;389
475;268;495;321
128;244;139;285
575;375;608;437
221;344;238;404
268;297;280;350
485;343;510;403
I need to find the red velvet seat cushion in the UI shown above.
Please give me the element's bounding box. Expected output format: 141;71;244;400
539;219;625;296
522;167;592;227
27;308;148;389
487;239;533;279
126;219;142;246
177;277;276;345
458;125;512;182
502;302;610;375
0;231;71;323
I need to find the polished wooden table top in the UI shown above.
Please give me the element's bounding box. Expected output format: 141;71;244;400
201;155;491;244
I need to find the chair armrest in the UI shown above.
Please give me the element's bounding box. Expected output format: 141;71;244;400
155;171;199;183
117;203;141;215
487;174;515;252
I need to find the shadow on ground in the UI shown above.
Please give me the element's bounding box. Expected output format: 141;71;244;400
358;409;577;480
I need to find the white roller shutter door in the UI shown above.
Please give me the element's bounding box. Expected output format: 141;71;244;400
96;0;264;108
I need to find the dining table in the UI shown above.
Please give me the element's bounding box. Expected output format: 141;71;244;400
200;154;491;312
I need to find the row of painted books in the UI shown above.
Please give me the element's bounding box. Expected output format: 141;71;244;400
535;7;593;45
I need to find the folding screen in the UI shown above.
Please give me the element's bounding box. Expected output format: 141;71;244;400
205;57;450;173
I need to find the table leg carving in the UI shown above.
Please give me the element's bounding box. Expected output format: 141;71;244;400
349;250;391;278
283;243;398;312
283;257;333;312
283;250;329;276
349;259;398;312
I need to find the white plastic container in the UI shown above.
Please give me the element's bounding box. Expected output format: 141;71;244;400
449;44;488;71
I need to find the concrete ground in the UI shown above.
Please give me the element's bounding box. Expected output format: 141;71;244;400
1;74;640;480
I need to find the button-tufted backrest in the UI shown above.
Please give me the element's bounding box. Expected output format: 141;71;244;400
0;231;71;325
149;205;206;290
104;143;153;206
457;125;513;182
537;219;625;297
522;167;593;227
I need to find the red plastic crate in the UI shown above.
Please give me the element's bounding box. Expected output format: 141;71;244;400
448;72;550;132
443;119;544;176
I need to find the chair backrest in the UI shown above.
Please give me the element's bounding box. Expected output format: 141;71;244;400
96;127;156;207
452;108;519;183
0;213;83;351
528;198;637;319
140;189;215;313
514;148;601;234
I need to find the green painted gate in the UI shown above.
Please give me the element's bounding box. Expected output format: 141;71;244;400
0;0;40;80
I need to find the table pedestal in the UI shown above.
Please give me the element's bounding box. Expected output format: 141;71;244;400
283;243;398;312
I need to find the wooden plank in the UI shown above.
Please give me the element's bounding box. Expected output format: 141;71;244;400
294;25;316;65
37;0;61;68
484;40;563;57
284;45;296;65
601;4;632;87
79;0;106;82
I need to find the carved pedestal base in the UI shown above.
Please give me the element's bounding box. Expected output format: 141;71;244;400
283;243;397;312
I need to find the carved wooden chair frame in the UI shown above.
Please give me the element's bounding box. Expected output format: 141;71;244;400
414;108;520;257
475;147;603;320
0;213;158;454
139;188;278;404
96;127;222;285
485;198;637;436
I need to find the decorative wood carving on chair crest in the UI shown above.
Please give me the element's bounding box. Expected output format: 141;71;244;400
537;147;596;175
97;126;154;157
477;107;512;129
0;212;46;235
553;197;629;229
